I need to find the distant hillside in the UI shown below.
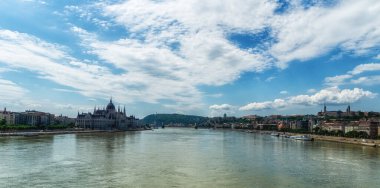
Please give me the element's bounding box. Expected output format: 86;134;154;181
142;114;208;126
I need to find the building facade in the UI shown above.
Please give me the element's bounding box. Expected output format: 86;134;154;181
75;99;139;130
0;108;54;126
54;115;76;126
0;108;19;125
18;110;55;127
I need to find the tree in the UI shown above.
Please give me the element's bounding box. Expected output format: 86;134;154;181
0;118;6;126
67;122;75;128
313;127;321;134
344;131;368;138
336;130;344;137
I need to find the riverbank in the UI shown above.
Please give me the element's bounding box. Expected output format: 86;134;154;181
0;128;147;137
311;135;380;147
243;130;380;147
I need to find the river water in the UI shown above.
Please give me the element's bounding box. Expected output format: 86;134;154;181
1;128;379;188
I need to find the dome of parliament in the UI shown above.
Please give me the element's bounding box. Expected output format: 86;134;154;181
106;98;116;111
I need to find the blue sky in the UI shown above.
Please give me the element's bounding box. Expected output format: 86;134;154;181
0;0;380;118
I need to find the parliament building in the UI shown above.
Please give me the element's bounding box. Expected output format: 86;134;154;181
76;98;139;130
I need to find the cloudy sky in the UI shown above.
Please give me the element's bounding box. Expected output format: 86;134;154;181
0;0;380;118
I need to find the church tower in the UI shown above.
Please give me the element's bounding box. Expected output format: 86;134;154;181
346;105;351;114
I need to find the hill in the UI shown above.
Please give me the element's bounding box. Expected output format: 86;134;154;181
141;114;208;126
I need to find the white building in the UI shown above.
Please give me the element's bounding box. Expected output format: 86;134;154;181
0;108;19;125
0;108;54;126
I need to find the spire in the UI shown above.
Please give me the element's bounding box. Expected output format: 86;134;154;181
124;105;126;114
323;103;327;113
110;97;113;103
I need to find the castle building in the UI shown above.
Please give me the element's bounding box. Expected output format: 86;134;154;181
75;99;139;130
318;104;357;117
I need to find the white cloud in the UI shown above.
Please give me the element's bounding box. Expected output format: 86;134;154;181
0;79;28;101
324;74;353;86
239;99;286;111
349;63;380;75
0;30;116;99
21;0;47;5
104;0;276;33
350;76;380;86
206;93;223;98
92;0;380;107
325;63;380;86
240;87;376;111
290;87;376;105
209;104;236;117
280;90;288;95
95;0;380;71
0;29;204;111
265;76;276;82
0;67;17;73
54;103;92;112
53;88;79;93
63;4;114;29
62;0;380;111
0;78;84;116
97;0;274;86
3;0;380;115
209;104;234;111
270;0;380;68
70;9;273;111
307;88;317;93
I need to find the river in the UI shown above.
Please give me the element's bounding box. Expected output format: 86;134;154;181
1;128;379;187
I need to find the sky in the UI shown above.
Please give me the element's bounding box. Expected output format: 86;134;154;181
0;0;380;118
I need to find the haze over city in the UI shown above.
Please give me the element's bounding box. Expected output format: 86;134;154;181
1;0;380;118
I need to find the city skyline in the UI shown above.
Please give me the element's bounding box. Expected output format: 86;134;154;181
1;0;380;118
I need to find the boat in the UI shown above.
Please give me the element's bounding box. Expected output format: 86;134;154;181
361;139;376;147
270;132;279;137
361;142;377;147
292;135;314;141
23;133;40;137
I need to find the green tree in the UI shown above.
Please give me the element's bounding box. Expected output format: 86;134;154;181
313;127;321;134
0;118;6;126
336;130;344;137
345;131;369;138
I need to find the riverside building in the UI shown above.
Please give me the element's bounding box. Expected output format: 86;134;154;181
75;98;139;130
0;108;19;125
0;108;54;126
